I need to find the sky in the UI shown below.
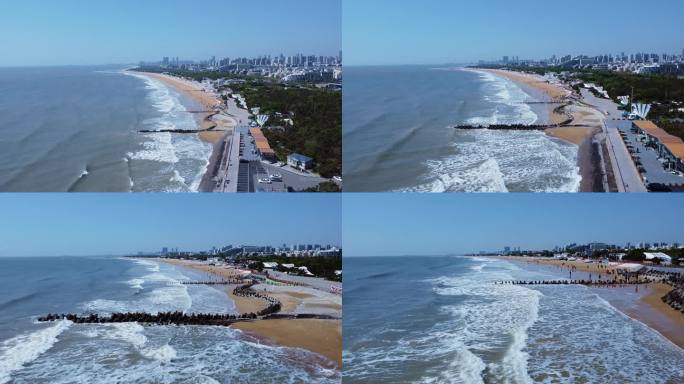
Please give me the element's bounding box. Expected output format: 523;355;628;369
343;194;684;257
0;194;341;257
343;0;684;65
0;0;341;67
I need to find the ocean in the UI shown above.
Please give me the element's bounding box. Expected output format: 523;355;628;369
0;257;339;383
343;66;581;192
343;256;684;383
0;66;211;192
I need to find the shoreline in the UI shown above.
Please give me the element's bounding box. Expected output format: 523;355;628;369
496;256;684;349
475;68;604;192
154;258;342;368
127;71;237;192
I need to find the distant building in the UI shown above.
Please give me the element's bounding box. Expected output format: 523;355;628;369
287;153;313;171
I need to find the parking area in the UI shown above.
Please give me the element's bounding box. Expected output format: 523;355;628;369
608;120;684;187
234;125;339;192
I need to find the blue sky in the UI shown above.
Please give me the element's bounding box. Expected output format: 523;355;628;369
0;0;341;66
343;194;684;257
0;194;341;257
343;0;684;65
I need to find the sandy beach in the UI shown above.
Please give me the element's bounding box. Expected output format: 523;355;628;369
156;258;343;368
234;319;342;367
498;256;684;349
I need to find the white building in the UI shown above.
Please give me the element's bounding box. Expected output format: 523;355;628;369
644;252;672;265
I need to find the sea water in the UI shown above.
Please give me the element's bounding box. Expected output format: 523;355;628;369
0;257;339;383
343;256;684;383
343;66;581;192
0;66;211;192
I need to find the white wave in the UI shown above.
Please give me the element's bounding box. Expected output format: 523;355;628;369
133;259;160;272
0;320;72;384
127;278;144;290
469;70;539;126
169;170;186;185
127;132;180;164
400;157;508;193
141;344;177;363
84;263;192;315
427;264;542;384
402;129;581;192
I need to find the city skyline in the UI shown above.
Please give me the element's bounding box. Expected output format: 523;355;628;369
343;0;684;65
0;0;341;67
0;194;341;257
343;194;684;257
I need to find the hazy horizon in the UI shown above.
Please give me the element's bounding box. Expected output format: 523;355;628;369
343;0;684;66
0;194;341;257
343;194;684;257
0;0;341;67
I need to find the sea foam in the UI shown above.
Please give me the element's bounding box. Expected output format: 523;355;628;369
0;320;72;384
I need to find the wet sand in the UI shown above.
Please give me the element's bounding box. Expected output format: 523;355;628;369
498;256;684;348
635;283;684;348
234;319;342;368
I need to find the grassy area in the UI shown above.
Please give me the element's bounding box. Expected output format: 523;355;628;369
230;81;341;177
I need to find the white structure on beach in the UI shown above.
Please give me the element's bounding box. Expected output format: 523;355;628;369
632;103;652;120
644;252;672;265
255;115;269;127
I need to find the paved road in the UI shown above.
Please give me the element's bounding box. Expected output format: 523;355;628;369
604;121;647;192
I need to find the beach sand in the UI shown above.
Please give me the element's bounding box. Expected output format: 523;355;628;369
635;283;684;348
155;258;342;368
546;126;596;146
234;319;342;367
480;69;569;99
498;256;684;348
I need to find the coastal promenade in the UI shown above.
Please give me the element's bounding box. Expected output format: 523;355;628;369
604;121;646;192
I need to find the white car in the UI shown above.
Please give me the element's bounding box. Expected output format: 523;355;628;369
269;174;283;182
258;178;272;184
332;176;342;183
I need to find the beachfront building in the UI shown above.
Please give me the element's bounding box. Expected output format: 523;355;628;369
287;153;313;171
633;121;684;172
249;128;276;162
644;252;673;265
262;262;278;269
